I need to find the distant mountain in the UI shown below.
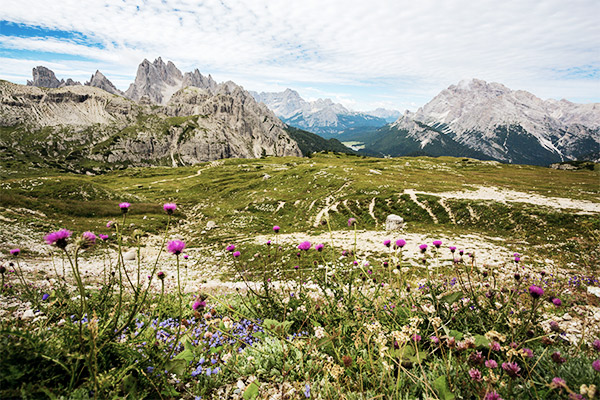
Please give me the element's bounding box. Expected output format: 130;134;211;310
366;108;401;122
362;79;600;165
250;89;397;137
85;70;124;96
27;66;81;88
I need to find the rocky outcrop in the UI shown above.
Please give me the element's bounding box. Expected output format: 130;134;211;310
85;70;124;96
182;69;218;92
124;57;184;105
27;66;81;88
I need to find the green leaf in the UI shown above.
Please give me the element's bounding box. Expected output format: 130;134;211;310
448;330;464;340
439;291;463;305
474;334;490;348
165;359;188;375
433;375;455;400
243;381;260;400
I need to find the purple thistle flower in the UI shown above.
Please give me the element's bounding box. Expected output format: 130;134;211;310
99;234;109;241
449;246;456;253
528;285;544;299
193;300;206;311
552;298;562;306
419;244;428;253
82;231;97;246
501;361;521;378
44;229;72;249
468;368;482;382
514;252;520;257
266;240;271;245
163;203;177;215
167;240;186;256
183;254;189;259
226;244;235;252
294;265;299;270
347;217;357;226
106;220;115;228
119;202;131;213
9;248;20;256
233;251;241;258
432;240;442;248
593;359;600;372
273;225;280;233
315;243;324;252
157;271;165;280
42;293;50;301
485;359;498;369
514;256;521;263
459;249;464;256
383;239;391;247
298;241;311;251
395;239;406;248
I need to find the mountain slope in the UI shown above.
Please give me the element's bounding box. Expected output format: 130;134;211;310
251;89;394;137
366;79;600;165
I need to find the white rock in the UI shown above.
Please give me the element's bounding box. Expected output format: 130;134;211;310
22;309;35;319
206;221;218;230
588;286;600;298
123;250;137;261
385;214;405;231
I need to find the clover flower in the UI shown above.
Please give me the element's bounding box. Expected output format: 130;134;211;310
469;368;482;382
298;241;311;251
551;352;566;364
593;360;600;372
484;391;503;400
550;377;566;389
119;202;131;213
9;249;20;256
45;229;72;249
167;240;186;256
163;203;177;215
501;361;521;378
485;359;498;369
528;285;544;299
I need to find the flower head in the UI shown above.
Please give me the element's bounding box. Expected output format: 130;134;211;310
9;248;20;256
119;202;131;213
502;361;521;378
484;392;503;400
44;229;72;249
383;239;391;247
419;244;428;253
347;218;357;227
226;244;235;252
485;359;498;369
42;293;50;301
99;234;109;241
550;377;567;389
552;298;562;306
157;271;165;280
593;359;600;372
106;220;115;228
304;383;310;398
82;231;97;246
232;251;241;258
315;243;324;252
551;352;566;364
298;241;311;251
395;239;407;249
593;339;600;352
469;368;482;382
273;225;280;233
432;240;442;248
167;240;186;256
193;300;206;311
528;285;544;299
163;203;177;215
449;246;457;253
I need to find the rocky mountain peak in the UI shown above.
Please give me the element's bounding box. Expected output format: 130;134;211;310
85;70;123;96
27;66;81;88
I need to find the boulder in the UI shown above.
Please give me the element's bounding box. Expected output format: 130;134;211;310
385;214;404;231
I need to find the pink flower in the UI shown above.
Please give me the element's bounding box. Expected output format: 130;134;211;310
99;234;109;241
192;300;206;311
315;243;324;252
468;368;482;382
119;202;131;213
273;225;280;233
501;361;521;378
484;392;503;400
419;244;427;253
226;244;235;252
485;359;498;369
551;377;566;388
233;251;241;258
432;240;442;248
298;241;311;251
552;298;562;306
167;240;186;256
593;339;600;351
528;285;544;299
411;334;421;342
44;229;72;249
163;203;177;215
593;359;600;372
106;220;115;228
183;254;189;259
522;348;534;358
383;239;391;247
347;218;357;226
82;231;97;246
449;246;457;253
395;239;406;248
9;248;20;256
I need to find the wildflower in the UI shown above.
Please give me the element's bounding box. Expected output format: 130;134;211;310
551;377;567;389
552;298;562;306
412;334;422;342
42;293;50;301
430;336;440;345
44;229;72;249
469;368;482;382
449;246;456;253
315;243;324;252
593;360;600;372
514;256;520;263
233;251;241;257
266;240;271;245
82;231;97;247
273;225;280;233
157;271;165;280
521;348;534;358
501;361;521;378
484;391;503;400
119;202;131;213
106;220;115;228
485;359;498;369
419;244;427;253
459;249;464;256
432;240;442;248
163;203;176;215
9;248;20;256
167;240;186;256
304;383;310;398
298;241;311;251
193;301;206;311
550;321;561;332
593;339;600;351
226;244;235;252
469;351;484;365
342;355;353;368
347;218;357;227
383;239;391;247
551;352;566;364
528;285;544;299
99;234;109;241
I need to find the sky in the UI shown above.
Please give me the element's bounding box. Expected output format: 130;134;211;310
1;0;599;112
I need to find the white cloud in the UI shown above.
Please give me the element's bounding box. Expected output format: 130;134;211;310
1;0;599;110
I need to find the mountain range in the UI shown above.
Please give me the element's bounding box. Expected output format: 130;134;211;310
2;58;352;173
354;79;600;165
250;89;400;137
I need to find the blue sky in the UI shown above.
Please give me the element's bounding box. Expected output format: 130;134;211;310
1;0;599;112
